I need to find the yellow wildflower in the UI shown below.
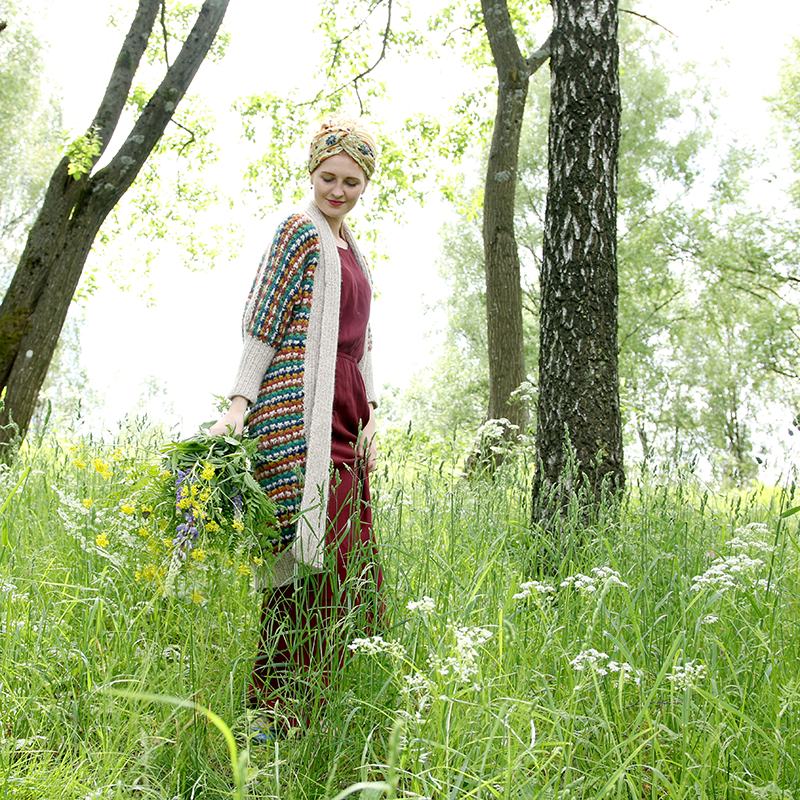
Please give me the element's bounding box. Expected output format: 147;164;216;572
73;458;87;470
205;520;220;533
112;448;124;461
236;562;250;575
200;462;215;481
191;549;206;562
140;504;153;517
199;489;211;503
138;527;149;537
252;556;263;566
135;569;142;582
96;531;109;548
82;498;93;509
232;519;244;532
119;503;136;515
191;591;205;604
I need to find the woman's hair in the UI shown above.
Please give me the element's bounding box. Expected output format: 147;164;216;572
308;116;377;179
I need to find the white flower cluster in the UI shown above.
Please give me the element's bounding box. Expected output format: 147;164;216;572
348;635;405;659
728;522;774;554
560;566;629;595
401;671;435;718
691;553;765;593
407;596;436;614
569;648;642;685
430;624;493;687
513;580;556;600
666;660;707;690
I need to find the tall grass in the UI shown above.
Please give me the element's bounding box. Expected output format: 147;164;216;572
1;423;798;799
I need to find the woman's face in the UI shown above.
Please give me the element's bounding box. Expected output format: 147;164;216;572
311;152;368;225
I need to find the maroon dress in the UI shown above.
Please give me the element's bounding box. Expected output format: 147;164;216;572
248;246;384;722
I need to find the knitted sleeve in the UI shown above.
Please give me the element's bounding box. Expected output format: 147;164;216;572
229;214;319;403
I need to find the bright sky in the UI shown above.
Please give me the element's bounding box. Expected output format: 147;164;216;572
29;0;800;436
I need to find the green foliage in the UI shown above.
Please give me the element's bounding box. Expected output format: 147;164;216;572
771;35;800;207
404;9;800;484
1;425;799;797
65;128;102;180
0;0;62;288
138;427;278;563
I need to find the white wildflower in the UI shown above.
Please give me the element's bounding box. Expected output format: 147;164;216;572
701;614;720;625
570;648;610;675
729;523;774;554
691;554;765;593
430;624;492;686
348;635;404;658
560;566;628;595
666;660;707;690
570;649;642;685
401;671;434;715
407;596;436;614
513;580;556;600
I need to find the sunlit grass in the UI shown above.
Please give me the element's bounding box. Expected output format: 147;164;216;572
1;423;798;799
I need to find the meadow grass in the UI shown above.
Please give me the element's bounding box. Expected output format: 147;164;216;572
0;424;798;799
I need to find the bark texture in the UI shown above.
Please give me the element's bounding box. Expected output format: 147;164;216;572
0;0;229;453
532;0;624;514
478;0;549;460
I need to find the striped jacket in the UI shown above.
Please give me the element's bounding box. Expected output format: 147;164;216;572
229;201;376;586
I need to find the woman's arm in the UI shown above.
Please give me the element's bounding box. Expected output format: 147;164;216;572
208;395;249;437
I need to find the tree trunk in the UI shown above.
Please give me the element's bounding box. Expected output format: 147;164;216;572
532;0;624;516
0;0;229;455
474;0;549;468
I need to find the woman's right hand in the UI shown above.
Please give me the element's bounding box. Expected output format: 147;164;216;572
208;396;248;437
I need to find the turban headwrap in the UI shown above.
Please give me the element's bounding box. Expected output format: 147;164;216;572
308;117;377;179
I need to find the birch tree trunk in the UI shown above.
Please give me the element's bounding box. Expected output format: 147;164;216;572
0;0;229;455
532;0;624;515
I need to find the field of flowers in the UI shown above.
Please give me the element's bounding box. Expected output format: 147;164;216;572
1;425;798;799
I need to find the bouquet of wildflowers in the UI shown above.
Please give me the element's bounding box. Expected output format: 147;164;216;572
144;428;277;564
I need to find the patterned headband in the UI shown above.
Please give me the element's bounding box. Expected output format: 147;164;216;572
308;118;377;179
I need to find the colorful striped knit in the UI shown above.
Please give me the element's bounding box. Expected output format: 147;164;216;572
229;203;376;584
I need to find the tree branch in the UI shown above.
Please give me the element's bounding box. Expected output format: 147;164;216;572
90;0;161;159
525;34;551;76
89;0;229;214
620;8;676;37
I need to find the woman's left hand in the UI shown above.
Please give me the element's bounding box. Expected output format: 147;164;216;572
358;404;378;472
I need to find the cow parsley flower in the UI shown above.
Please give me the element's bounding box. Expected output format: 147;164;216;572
407;596;436;614
691;553;765;593
349;635;405;658
429;624;492;686
666;660;707;690
569;649;642;684
561;566;629;595
513;580;556;600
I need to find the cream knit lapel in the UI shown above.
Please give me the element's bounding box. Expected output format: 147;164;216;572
293;200;342;571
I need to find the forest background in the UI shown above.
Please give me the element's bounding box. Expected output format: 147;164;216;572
6;0;800;484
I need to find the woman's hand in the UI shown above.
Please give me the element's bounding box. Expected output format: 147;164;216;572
358;404;378;472
208;396;248;437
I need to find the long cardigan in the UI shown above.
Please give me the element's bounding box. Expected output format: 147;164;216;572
229;200;377;588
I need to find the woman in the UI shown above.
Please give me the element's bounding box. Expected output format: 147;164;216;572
210;117;383;737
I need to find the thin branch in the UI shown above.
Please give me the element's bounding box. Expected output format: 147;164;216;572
525;34;551;76
619;8;676;37
444;20;483;47
323;0;393;101
160;0;171;68
171;118;197;155
618;288;683;349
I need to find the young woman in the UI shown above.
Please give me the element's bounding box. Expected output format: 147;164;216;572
210;117;383;737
